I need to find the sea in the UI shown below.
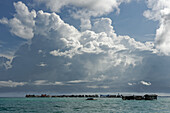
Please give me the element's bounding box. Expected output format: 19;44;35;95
0;97;170;113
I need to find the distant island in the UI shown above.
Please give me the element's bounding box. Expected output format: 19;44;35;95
25;94;157;100
25;94;121;98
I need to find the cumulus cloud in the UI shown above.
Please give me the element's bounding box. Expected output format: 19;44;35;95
0;1;164;93
2;2;156;78
34;0;131;31
128;81;151;86
0;18;8;24
0;80;27;87
49;16;156;68
37;62;47;67
80;19;92;31
0;2;36;39
87;85;110;89
0;1;156;66
140;81;151;86
128;83;133;86
35;0;131;16
33;80;64;85
144;0;170;55
67;80;90;84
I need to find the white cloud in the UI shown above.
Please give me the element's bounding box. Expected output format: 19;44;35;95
34;80;46;85
50;49;81;59
140;81;151;86
101;86;110;89
67;80;90;84
144;0;170;55
49;17;156;68
38;62;47;67
35;10;80;38
128;82;136;86
1;1;156;68
128;81;151;86
38;50;43;53
0;17;8;24
54;82;64;85
0;1;36;39
34;0;131;31
35;0;131;17
92;18;116;37
87;85;110;89
0;80;27;87
80;18;92;31
33;80;63;85
0;2;161;91
128;83;133;86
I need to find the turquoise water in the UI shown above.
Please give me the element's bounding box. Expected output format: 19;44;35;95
0;97;170;113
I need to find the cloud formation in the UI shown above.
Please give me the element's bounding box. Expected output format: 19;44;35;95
1;1;155;81
0;2;36;39
1;1;170;93
34;0;130;16
67;80;89;84
144;0;170;55
0;80;27;87
34;0;131;31
87;85;110;89
140;81;151;86
33;80;63;86
0;56;12;70
128;81;151;86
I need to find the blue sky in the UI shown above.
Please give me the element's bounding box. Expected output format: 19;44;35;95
108;0;158;42
0;0;170;96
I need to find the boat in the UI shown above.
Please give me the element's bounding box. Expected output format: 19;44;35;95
86;98;97;100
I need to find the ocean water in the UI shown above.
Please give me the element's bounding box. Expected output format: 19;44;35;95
0;97;170;113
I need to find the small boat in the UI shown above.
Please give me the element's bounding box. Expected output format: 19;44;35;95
86;98;97;100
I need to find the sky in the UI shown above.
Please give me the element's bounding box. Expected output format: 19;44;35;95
0;0;170;96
